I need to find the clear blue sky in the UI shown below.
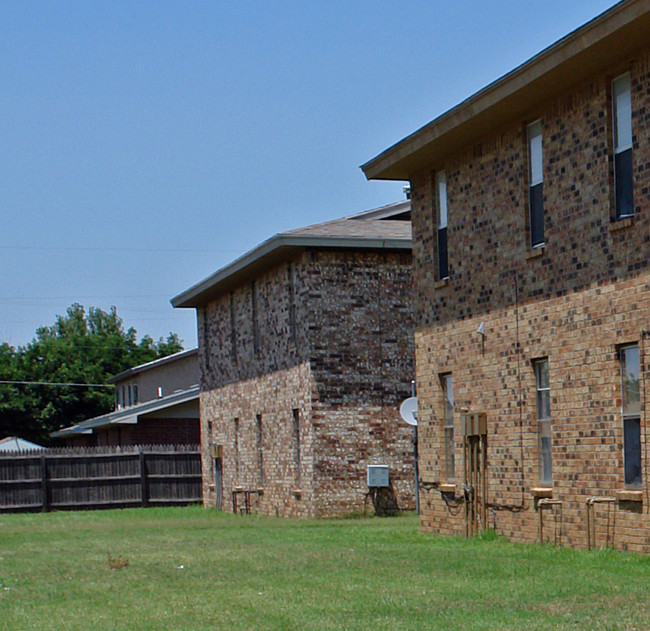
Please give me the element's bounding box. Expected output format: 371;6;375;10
1;0;617;350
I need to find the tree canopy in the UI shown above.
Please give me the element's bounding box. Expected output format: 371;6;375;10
0;304;183;444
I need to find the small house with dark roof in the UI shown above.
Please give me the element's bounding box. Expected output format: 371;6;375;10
172;201;415;517
53;349;200;447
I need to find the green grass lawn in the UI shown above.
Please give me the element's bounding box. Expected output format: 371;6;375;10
0;507;648;630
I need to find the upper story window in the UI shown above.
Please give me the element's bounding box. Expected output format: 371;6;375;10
612;73;633;219
620;344;641;486
436;171;449;280
534;358;552;485
527;120;544;247
251;281;260;357
229;293;238;363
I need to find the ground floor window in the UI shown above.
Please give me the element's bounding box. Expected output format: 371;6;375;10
620;344;641;486
441;374;454;480
534;358;552;485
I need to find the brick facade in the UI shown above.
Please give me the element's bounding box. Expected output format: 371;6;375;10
364;4;650;551
197;247;416;517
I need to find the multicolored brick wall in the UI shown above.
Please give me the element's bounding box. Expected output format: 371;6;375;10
409;50;650;552
199;248;416;517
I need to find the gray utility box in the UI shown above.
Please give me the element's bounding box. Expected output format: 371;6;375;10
367;465;390;488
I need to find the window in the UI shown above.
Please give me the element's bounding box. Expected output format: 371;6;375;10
441;374;454;479
256;414;264;486
230;293;237;362
115;387;121;409
527;120;544;247
293;409;301;486
620;345;641;486
534;359;552;485
612;73;633;219
436;171;449;280
288;264;297;344
251;281;260;357
127;385;132;407
234;418;241;479
132;385;138;406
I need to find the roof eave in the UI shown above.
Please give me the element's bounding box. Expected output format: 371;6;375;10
171;234;411;308
362;0;650;181
51;387;200;438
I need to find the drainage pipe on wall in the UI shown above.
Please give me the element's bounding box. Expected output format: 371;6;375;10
538;499;562;544
585;497;616;550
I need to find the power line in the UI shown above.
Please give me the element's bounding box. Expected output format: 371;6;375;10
1;245;239;254
0;380;114;388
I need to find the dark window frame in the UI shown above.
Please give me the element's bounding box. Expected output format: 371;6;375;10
612;72;634;220
534;358;552;486
619;344;641;487
441;373;454;480
435;171;449;280
527;120;545;248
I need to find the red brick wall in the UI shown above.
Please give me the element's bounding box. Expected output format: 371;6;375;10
200;248;416;517
410;51;650;551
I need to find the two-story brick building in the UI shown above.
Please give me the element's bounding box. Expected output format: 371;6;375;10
363;0;650;551
172;201;415;517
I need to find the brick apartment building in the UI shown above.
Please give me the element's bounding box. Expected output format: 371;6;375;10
53;349;200;447
172;201;415;517
363;0;650;551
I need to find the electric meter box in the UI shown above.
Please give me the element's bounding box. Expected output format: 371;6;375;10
461;412;487;437
367;465;390;488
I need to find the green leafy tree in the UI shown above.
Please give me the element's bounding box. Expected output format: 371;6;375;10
0;304;183;444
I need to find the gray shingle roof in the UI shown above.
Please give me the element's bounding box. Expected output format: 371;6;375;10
171;200;411;308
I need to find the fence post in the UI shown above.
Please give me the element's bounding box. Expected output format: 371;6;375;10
140;451;149;507
41;454;49;513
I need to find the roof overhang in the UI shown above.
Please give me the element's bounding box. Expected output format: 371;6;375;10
171;233;411;308
51;386;200;438
362;0;650;181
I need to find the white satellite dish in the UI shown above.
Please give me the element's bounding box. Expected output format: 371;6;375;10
400;396;418;426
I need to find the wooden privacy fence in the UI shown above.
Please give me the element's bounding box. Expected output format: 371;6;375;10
0;445;202;512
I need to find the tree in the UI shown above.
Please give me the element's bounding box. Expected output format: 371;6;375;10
0;304;183;444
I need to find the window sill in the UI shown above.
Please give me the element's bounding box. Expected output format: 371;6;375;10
609;216;634;233
525;246;545;260
615;489;643;502
530;487;553;498
433;278;449;289
439;483;456;494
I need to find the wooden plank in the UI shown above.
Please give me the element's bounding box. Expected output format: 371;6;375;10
149;497;203;504
140;451;148;508
146;474;202;480
50;499;142;508
41;454;49;513
46;475;141;484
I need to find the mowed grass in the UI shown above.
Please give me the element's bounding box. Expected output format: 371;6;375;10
0;508;649;630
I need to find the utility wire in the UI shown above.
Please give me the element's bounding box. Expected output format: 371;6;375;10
0;380;115;388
